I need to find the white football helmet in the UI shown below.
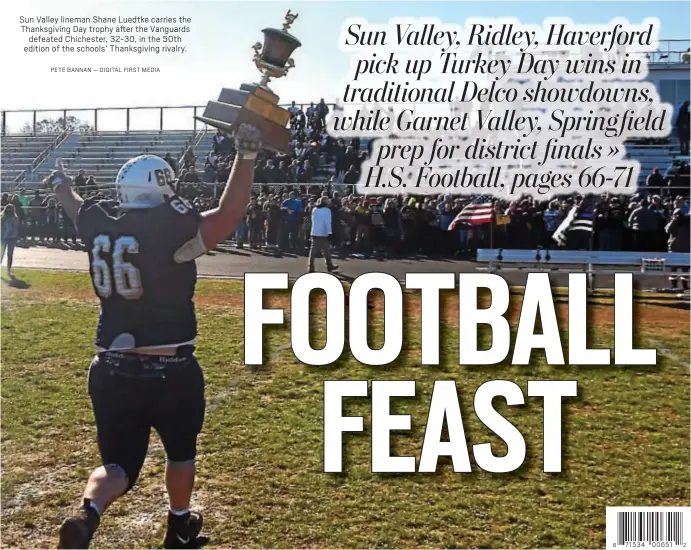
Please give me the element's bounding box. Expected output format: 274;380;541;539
115;154;176;209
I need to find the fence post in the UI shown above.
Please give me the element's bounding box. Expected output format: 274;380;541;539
126;108;130;132
1;111;5;136
94;109;98;132
33;111;37;134
63;110;67;129
160;107;164;131
193;107;197;132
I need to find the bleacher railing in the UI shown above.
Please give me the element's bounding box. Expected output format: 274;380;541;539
1;103;335;136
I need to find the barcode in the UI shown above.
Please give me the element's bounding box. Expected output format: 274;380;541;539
607;507;691;548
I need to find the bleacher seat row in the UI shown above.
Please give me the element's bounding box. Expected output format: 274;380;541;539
1;131;201;191
0;130;683;192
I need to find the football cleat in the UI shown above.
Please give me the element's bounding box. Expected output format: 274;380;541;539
57;499;100;549
163;510;204;549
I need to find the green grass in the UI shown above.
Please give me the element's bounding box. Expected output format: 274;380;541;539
1;269;689;549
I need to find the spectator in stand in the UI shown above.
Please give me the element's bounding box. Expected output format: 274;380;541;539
288;101;300;117
666;160;690;198
212;130;226;154
163;153;178;175
203;158;216;183
294;141;307;161
316;99;330;122
306;102;316;120
1;193;9;208
288;159;300;183
216;161;231;184
73;169;87;196
183;147;197;169
300;159;315;185
646;167;665;196
677;101;690;155
257;159;278;185
184;166;201;184
1;204;20;277
666;196;690;290
320;130;332;156
176;168;188;195
275;160;290;183
343;164;360;193
85;175;99;196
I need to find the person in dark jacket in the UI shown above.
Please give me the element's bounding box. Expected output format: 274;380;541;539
646;168;665;196
628;199;658;251
666;197;690;290
676;101;690;155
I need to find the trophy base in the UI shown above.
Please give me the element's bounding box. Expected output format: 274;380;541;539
195;114;291;154
197;83;292;154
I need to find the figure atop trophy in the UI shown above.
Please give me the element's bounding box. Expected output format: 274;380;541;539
195;10;302;153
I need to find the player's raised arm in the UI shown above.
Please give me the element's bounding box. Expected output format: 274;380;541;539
50;159;84;223
198;124;261;250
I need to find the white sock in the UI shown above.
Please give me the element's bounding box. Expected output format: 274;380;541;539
169;508;190;516
88;501;102;516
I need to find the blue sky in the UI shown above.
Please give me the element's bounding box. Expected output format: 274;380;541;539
1;0;689;130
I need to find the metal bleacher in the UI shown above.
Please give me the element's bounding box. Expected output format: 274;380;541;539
0;129;682;194
1;132;70;187
1;130;200;192
39;131;198;189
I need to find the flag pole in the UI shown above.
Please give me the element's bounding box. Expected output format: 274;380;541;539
490;200;495;249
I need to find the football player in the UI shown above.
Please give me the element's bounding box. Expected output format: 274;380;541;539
51;124;263;549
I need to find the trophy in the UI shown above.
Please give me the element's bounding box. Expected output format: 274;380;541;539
195;11;301;153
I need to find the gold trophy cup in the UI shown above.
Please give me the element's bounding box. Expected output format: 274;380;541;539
195;11;301;153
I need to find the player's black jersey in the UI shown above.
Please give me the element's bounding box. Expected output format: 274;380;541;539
77;196;200;351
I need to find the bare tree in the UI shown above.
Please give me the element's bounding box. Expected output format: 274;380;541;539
20;115;93;134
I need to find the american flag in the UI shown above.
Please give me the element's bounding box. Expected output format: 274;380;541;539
448;196;494;230
552;205;595;247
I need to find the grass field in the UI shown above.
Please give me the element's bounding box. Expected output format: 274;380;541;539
1;269;689;549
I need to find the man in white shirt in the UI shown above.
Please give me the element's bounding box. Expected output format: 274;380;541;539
309;197;338;273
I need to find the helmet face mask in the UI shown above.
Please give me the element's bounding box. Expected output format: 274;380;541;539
115;154;177;209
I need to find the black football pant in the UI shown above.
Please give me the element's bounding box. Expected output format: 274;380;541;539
88;349;205;490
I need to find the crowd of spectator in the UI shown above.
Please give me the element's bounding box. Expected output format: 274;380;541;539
167;99;370;197
224;189;690;258
2;101;690;280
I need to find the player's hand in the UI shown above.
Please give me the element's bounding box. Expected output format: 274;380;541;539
234;123;262;160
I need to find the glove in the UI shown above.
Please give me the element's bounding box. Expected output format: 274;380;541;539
234;123;262;160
